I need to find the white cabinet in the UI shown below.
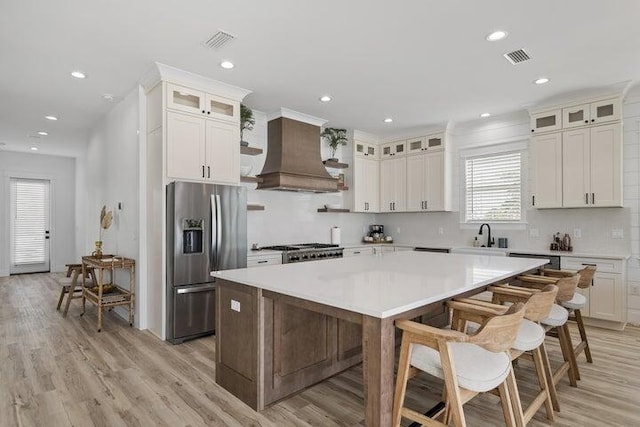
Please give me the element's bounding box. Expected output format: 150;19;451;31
166;83;238;123
167;111;240;184
560;256;626;325
406;152;446;211
563;124;621;208
530;132;563;208
381;140;406;159
380;157;406;212
353;157;379;212
590;98;621;124
530;109;562;134
406;133;445;154
355;141;378;159
343;246;374;257
562;103;591;129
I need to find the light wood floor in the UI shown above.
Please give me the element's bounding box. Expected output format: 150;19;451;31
1;273;639;427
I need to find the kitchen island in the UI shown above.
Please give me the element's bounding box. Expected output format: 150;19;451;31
211;251;546;426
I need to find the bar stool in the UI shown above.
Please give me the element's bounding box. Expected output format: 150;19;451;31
392;303;526;427
522;266;596;364
56;267;94;317
453;284;559;424
515;273;581;393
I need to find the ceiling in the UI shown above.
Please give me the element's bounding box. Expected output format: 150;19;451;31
1;0;640;157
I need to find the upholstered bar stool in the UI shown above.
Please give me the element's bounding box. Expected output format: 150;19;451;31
521;266;596;364
514;273;581;392
392;303;526;427
453;284;559;424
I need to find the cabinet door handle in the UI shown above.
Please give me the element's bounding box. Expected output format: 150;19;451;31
425;200;427;210
207;111;211;115
201;110;206;114
207;166;211;178
585;193;589;204
584;120;589;124
202;165;205;178
353;251;361;254
591;119;595;122
591;193;595;204
532;195;535;206
421;201;424;209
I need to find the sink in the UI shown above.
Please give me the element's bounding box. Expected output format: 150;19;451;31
450;247;508;256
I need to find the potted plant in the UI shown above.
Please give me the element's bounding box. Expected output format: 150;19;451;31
240;104;255;147
321;128;348;161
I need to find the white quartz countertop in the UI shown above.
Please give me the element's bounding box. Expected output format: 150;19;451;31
213;251;546;319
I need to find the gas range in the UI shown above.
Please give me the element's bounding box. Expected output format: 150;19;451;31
259;243;344;264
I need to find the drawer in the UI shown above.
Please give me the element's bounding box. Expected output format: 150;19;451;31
247;256;282;267
343;247;374;257
560;257;623;274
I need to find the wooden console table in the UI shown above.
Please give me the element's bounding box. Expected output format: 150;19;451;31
81;255;135;332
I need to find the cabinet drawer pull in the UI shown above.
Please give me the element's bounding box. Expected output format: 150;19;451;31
581;263;597;266
353;251;361;254
257;260;268;264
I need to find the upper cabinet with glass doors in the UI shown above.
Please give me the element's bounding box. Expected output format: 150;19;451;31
531;97;621;134
166;83;238;123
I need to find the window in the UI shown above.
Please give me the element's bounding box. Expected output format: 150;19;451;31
465;152;522;222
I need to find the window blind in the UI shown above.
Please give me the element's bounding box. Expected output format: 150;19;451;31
11;179;49;265
465;152;521;222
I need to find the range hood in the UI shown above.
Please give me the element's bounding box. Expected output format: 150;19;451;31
257;109;338;193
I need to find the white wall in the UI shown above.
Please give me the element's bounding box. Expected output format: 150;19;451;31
78;87;141;324
241;111;375;246
0;151;76;276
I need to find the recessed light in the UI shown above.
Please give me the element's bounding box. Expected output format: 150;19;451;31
45;115;58;121
534;77;550;85
30;147;39;151
220;61;234;69
319;95;332;102
37;131;48;136
71;70;86;79
486;30;508;41
480;113;491;118
102;94;115;101
383;118;393;123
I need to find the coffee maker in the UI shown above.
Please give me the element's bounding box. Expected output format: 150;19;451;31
369;225;384;241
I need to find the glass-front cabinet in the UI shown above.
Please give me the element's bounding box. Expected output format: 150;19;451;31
591;98;621;124
167;83;206;115
530;109;562;133
381;140;406;158
562;103;591;129
355;141;378;158
205;93;238;122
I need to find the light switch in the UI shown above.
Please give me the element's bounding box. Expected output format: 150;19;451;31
438;227;444;235
231;299;241;312
573;228;582;238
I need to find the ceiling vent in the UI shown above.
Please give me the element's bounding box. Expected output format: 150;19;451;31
203;30;236;49
503;49;531;65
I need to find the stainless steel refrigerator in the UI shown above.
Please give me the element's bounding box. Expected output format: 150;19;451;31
166;181;247;344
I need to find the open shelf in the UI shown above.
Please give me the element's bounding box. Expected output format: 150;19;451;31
323;160;348;169
240;176;263;183
241;146;263;156
247;204;265;211
317;208;350;213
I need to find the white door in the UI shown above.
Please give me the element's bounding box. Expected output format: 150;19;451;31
166;111;206;181
562;128;590;207
205;119;240;184
10;178;50;274
530;133;563;208
590;124;621;207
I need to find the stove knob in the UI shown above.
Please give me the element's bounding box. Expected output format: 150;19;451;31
302;255;308;259
310;254;317;258
290;255;299;261
319;253;327;258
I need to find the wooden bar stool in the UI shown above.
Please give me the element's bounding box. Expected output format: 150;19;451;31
453;284;559;424
56;268;94;317
525;266;596;364
392;302;526;427
514;273;581;392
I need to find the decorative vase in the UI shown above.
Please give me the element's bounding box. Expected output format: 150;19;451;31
92;240;103;258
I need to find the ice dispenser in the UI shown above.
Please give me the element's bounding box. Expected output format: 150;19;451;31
182;219;203;254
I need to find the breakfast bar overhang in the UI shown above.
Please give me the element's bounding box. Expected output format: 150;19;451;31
211;251;547;426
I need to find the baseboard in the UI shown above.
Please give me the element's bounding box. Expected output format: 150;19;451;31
626;309;640;326
582;316;627;331
113;306;138;329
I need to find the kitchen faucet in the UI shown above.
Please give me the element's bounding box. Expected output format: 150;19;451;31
478;223;494;247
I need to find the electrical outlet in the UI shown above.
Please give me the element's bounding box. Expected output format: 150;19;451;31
231;299;241;312
573;228;582;238
529;228;539;238
396;227;401;234
438;227;444;235
611;228;624;239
